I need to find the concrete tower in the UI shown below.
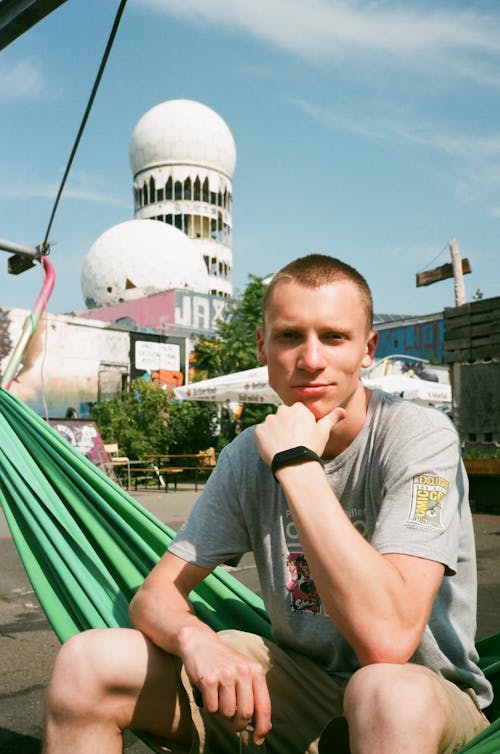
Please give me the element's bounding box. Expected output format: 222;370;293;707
129;99;236;298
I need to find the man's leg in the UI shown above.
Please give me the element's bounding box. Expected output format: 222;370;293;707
343;663;488;754
43;627;192;754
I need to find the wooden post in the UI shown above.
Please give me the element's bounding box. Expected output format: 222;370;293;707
449;238;466;306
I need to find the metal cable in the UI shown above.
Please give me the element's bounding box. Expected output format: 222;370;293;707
42;0;128;248
418;241;449;273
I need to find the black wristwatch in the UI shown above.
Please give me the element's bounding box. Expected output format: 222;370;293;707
271;445;323;483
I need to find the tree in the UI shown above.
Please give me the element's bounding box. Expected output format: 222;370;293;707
166;399;219;454
192;274;268;379
216;274;268;372
93;379;218;459
191;274;276;435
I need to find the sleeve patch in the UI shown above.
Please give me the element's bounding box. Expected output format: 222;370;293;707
408;473;449;529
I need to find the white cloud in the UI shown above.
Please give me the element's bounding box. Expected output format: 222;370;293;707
0;177;129;209
286;95;500;209
0;59;45;101
288;96;500;161
137;0;500;85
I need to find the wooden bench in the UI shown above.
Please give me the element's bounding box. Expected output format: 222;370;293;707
143;453;217;491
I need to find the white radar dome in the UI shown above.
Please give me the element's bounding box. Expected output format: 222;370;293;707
82;219;209;308
130;99;236;178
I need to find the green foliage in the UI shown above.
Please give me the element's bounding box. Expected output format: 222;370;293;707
167;399;219;454
192;274;268;379
463;448;500;459
216;274;267;372
191;337;225;380
187;274;277;440
237;404;276;432
93;379;218;459
93;379;172;459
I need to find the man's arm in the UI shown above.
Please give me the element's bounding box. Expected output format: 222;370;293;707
129;551;271;745
255;402;445;667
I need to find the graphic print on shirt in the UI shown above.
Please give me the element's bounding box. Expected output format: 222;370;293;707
284;510;322;614
286;552;322;614
408;473;449;529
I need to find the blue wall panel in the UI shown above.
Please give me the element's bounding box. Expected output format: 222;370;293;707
375;319;444;363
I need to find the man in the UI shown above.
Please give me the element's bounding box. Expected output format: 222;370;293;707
43;254;492;754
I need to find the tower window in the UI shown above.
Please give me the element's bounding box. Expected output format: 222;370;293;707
149;176;155;202
174;214;182;230
184;177;192;200
165;176;173;200
174;180;182;200
157;188;164;201
202;177;209;202
194;177;201;201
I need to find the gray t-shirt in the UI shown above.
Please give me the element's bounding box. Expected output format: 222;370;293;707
170;389;493;708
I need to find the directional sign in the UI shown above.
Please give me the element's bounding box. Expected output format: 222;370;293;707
416;258;471;288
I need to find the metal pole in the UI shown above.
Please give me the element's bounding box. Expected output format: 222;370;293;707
0;238;44;259
449;238;466;306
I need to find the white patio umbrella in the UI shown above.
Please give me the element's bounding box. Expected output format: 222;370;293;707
174;367;451;407
362;374;451;405
174;367;282;405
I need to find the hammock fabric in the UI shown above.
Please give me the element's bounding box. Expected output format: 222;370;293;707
0;387;498;753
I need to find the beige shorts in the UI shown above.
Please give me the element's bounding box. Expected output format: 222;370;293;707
149;629;490;754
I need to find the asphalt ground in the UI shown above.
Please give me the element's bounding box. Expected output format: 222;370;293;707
1;485;499;754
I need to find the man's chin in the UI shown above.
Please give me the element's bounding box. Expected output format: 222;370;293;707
307;402;337;420
290;396;338;420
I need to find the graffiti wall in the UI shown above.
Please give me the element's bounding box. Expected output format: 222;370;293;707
375;316;444;362
78;288;230;336
0;308;130;417
48;419;107;465
0;307;190;418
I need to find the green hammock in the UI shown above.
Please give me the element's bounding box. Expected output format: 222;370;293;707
0;387;498;753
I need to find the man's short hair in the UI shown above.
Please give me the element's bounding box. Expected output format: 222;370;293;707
263;254;374;329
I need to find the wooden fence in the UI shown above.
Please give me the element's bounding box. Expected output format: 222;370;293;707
443;296;500;456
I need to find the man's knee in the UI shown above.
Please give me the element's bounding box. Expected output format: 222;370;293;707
344;663;448;727
46;629;120;721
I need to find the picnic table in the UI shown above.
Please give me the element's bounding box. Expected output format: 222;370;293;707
130;452;216;492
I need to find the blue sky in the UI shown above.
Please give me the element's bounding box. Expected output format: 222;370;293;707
1;0;499;317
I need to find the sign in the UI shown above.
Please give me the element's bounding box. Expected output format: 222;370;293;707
135;341;180;371
175;291;229;333
416;258;471;288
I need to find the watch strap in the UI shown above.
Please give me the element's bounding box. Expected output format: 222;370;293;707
271;445;323;482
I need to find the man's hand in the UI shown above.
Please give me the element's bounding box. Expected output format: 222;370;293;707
255;402;346;465
178;627;272;746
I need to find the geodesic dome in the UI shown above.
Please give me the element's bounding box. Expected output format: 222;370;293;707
81;219;209;309
129;99;236;179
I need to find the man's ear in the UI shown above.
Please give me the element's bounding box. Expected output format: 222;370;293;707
256;327;267;365
361;330;378;369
